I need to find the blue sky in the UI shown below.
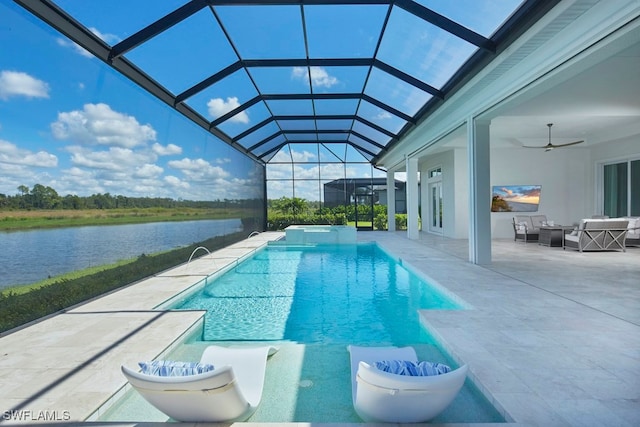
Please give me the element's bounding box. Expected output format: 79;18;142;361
0;1;521;202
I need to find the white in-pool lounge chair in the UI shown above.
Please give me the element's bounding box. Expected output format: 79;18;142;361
121;345;277;422
347;345;468;423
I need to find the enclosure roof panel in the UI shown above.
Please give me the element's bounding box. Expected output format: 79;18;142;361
18;0;550;165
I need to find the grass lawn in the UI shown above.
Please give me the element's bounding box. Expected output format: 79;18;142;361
0;208;242;231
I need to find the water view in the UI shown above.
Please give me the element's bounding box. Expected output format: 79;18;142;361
0;218;242;290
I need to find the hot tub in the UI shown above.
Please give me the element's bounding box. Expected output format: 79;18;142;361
285;225;357;244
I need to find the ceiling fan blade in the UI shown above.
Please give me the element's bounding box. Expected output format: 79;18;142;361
522;140;584;149
550;140;584;148
522;143;553;149
522;124;584;150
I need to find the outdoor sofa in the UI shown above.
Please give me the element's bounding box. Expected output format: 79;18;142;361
563;218;629;252
512;214;547;243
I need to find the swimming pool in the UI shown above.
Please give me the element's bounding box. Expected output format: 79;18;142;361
173;242;462;344
99;242;505;423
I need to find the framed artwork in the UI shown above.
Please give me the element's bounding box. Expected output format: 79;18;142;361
491;185;541;212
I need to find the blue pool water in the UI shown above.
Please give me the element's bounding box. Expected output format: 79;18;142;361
174;243;462;344
100;243;504;423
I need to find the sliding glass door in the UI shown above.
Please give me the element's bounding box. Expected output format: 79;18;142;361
603;159;640;217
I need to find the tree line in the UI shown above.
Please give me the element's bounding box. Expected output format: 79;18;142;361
0;184;254;210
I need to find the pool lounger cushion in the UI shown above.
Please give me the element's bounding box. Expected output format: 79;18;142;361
122;345;277;422
348;345;468;423
137;360;214;377
374;359;451;376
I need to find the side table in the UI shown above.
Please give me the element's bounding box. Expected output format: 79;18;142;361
539;226;574;247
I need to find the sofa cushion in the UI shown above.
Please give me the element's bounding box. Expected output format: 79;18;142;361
514;216;534;231
564;233;579;243
621;217;640;237
530;215;547;229
516;222;528;232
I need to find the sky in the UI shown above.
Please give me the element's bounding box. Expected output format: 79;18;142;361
0;1;522;202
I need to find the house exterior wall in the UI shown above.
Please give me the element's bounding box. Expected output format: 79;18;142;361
489;147;591;239
415;136;639;241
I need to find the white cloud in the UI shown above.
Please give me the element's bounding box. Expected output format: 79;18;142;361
56;27;121;58
0;139;57;168
291;149;316;163
268;146;316;165
152;142;182;156
66;145;157;172
375;110;392;120
167;158;230;182
291;66;338;88
0;71;50;100
133;164;163;179
207;97;249;123
90;27;121;45
51;103;157;148
164;175;190;190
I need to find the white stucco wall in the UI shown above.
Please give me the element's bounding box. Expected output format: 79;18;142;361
419;145;594;240
590;135;640;164
489;147;592;238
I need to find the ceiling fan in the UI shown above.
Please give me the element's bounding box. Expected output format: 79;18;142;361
523;123;584;151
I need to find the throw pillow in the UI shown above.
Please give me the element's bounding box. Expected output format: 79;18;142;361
138;360;215;377
374;360;451;376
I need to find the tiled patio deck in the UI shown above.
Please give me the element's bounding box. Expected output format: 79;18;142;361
0;230;638;426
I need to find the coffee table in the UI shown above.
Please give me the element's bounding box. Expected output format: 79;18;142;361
539;225;574;247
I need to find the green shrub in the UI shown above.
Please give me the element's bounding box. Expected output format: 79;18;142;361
395;214;408;230
266;212;346;231
374;213;387;230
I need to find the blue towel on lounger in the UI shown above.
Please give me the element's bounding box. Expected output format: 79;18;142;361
375;360;451;376
138;360;215;377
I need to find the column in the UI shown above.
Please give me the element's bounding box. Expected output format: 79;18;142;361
468;117;492;264
406;156;419;240
386;170;396;232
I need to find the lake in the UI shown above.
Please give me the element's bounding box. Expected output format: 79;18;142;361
0;218;243;290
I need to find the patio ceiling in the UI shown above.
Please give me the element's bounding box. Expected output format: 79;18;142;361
15;0;555;166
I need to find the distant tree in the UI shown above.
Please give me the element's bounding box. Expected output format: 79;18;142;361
271;197;308;216
491;195;511;212
31;184;60;209
61;194;82;210
1;183;249;212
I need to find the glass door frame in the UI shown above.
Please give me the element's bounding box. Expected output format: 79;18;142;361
427;166;443;234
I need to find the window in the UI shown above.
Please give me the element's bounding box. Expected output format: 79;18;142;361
603;159;640;217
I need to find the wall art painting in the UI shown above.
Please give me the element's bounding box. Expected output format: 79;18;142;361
491;185;541;212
